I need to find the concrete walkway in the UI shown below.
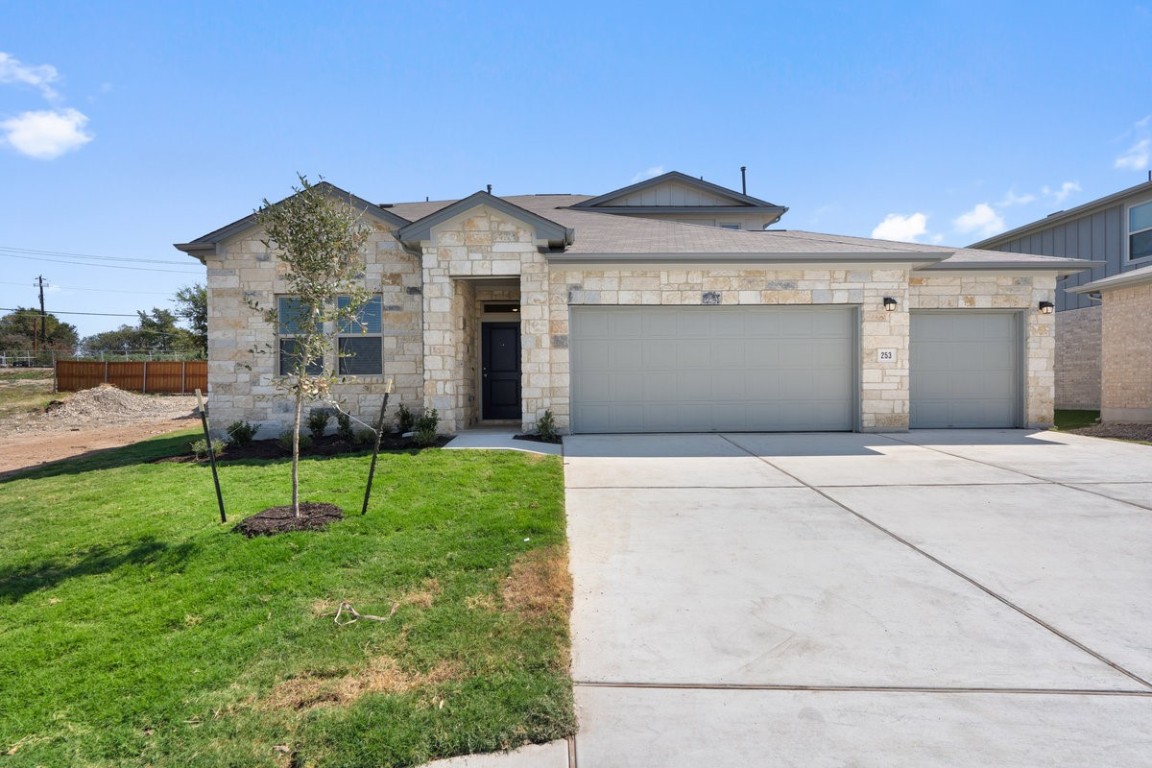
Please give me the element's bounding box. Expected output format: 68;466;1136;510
565;430;1152;767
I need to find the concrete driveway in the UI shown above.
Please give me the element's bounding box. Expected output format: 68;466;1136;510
565;430;1152;767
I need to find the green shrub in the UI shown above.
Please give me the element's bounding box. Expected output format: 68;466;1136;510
536;409;558;442
413;408;438;447
395;403;415;434
278;429;313;452
307;409;331;441
354;427;377;446
190;438;225;460
335;410;355;441
225;420;258;447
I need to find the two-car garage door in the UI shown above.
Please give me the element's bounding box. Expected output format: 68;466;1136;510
569;306;1024;433
570;306;856;433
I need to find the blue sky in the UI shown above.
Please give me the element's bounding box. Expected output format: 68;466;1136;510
2;0;1150;339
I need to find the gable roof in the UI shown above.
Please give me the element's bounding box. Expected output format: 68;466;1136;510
395;190;574;247
174;181;411;263
569;171;788;220
970;179;1152;250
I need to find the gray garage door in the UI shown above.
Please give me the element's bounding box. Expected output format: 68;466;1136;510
570;305;856;433
910;312;1021;428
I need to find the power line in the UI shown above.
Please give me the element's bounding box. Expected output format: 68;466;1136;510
0;280;178;295
0;244;193;266
0;252;202;274
0;307;138;317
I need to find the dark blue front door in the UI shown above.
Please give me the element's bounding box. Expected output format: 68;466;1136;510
482;322;521;420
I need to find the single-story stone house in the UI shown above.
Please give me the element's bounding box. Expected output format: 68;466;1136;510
175;171;1090;435
1068;264;1152;423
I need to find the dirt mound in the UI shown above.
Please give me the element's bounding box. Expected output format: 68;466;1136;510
33;384;197;432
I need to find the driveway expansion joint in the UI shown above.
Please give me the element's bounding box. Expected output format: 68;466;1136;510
718;433;1152;693
573;681;1152;697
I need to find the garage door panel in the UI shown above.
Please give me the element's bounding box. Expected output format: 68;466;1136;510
911;312;1020;429
571;306;855;433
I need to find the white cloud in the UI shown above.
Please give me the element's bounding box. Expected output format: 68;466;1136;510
630;165;664;184
998;190;1036;207
1041;181;1081;204
1115;138;1150;171
0;51;59;100
1;108;93;159
872;212;928;242
953;203;1005;238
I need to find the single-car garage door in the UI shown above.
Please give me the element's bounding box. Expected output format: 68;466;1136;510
570;305;856;433
910;311;1021;428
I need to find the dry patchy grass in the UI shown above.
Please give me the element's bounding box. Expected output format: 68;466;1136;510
501;545;572;621
264;657;464;712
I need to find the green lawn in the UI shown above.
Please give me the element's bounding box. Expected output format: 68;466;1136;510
1053;409;1100;430
0;435;574;767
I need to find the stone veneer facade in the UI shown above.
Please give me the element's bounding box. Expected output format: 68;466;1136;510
203;203;1059;435
1054;305;1102;410
1099;282;1152;423
202;219;425;434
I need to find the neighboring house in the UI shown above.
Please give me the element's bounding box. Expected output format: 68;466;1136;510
1067;264;1152;423
175;171;1090;436
970;179;1152;410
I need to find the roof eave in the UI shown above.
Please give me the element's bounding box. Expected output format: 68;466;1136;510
921;259;1101;276
1067;264;1152;293
969;180;1152;249
545;252;947;267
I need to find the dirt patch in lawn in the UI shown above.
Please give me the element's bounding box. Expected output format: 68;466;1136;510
264;657;463;711
0;384;198;479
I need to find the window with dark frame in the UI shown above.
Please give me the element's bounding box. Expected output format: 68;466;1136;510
1130;200;1152;261
277;296;324;376
337;295;383;375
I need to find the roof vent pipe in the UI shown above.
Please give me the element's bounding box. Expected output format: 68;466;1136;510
486;184;492;194
740;166;747;195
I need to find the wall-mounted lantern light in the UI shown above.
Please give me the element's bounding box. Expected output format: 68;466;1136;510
1038;301;1054;314
883;297;898;312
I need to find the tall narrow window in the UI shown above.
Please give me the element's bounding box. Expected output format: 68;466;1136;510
277;296;323;376
338;295;383;375
1130;201;1152;261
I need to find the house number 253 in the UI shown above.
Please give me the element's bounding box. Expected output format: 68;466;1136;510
877;349;896;362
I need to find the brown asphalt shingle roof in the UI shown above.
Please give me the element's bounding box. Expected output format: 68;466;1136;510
387;194;1090;270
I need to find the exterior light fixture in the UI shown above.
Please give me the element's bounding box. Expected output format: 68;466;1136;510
883;297;898;312
1038;301;1054;314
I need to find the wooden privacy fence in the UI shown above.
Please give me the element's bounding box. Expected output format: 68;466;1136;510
55;360;208;394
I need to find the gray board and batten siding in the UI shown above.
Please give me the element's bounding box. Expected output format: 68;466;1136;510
991;207;1121;311
971;181;1152;312
569;305;857;434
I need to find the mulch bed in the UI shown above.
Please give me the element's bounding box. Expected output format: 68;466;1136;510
513;434;563;445
232;502;344;537
158;433;454;464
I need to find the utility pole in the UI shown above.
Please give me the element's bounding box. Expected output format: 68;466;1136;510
36;275;48;353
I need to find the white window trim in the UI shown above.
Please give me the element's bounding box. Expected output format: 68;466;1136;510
1125;197;1152;264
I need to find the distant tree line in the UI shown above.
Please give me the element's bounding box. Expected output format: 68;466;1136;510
0;284;207;361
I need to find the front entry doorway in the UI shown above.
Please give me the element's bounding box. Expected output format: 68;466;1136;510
481;322;521;420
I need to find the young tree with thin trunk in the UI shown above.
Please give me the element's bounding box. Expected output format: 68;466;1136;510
255;175;371;517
